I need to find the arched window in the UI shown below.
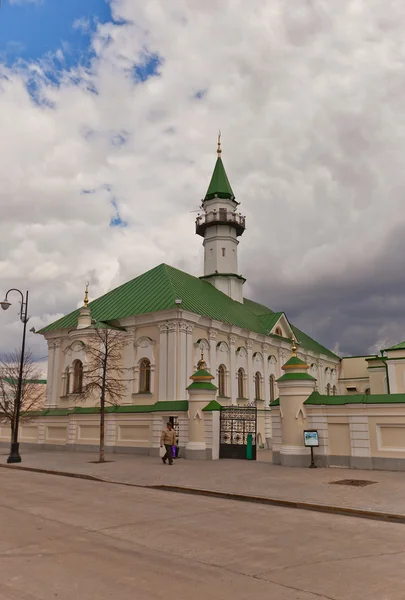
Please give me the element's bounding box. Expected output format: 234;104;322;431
275;327;282;337
237;368;245;398
139;358;151;393
218;365;226;397
269;374;275;403
254;372;262;400
65;366;71;396
326;383;331;396
332;385;337;396
73;360;83;394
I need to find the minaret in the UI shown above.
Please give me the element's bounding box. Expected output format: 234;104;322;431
196;134;246;303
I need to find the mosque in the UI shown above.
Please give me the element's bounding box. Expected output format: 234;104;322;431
10;136;405;469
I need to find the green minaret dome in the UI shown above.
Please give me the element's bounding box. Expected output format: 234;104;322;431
204;156;235;201
204;133;235;201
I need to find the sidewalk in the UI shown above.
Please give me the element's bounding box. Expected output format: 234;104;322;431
2;448;405;520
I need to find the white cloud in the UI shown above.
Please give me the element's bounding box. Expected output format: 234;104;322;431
2;0;405;359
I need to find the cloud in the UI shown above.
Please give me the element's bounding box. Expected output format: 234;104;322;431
2;0;405;361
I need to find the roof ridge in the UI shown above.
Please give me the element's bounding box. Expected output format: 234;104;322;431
161;263;177;305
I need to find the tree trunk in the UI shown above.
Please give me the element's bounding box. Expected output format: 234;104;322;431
99;399;105;463
99;354;108;463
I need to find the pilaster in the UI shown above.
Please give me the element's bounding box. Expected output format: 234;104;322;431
167;320;177;400
229;335;237;404
209;329;217;387
186;323;194;398
263;343;270;405
247;340;254;401
158;323;168;401
46;341;56;407
50;341;61;407
349;415;372;470
178;321;188;399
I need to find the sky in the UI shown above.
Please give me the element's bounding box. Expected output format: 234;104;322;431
1;0;405;366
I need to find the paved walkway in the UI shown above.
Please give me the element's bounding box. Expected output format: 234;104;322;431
2;448;405;519
4;468;405;599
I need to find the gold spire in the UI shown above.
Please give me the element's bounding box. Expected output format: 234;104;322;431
197;350;207;370
291;334;297;357
217;130;222;157
84;282;89;308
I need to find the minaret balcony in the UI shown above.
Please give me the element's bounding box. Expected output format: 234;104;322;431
195;210;246;237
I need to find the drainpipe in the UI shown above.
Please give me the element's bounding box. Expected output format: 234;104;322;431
380;351;390;394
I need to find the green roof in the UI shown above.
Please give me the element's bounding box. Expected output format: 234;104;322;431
305;391;405;405
38;401;189;416
187;381;218;391
282;356;308;368
190;368;213;379
277;372;316;382
270;398;280;407
38;263;338;360
204;157;235;201
385;341;405;351
202;400;222;411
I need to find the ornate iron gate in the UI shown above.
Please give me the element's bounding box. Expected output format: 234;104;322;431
219;405;257;460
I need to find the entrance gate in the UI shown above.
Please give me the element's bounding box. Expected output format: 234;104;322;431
219;405;257;460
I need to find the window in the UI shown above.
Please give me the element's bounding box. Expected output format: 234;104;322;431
269;374;275;403
139;358;151;393
65;366;71;396
365;388;370;395
326;383;331;396
73;360;83;394
275;327;282;336
219;208;227;221
218;365;226;396
332;385;337;396
237;368;245;398
254;372;261;400
221;247;226;257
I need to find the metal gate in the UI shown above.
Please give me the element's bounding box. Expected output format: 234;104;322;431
219;405;257;460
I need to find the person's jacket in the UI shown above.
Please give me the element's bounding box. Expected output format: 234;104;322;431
161;428;176;445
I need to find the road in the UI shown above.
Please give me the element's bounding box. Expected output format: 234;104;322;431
0;469;405;599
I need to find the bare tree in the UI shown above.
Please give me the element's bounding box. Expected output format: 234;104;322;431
0;349;45;438
79;326;129;463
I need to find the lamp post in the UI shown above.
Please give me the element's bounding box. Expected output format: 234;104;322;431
0;289;29;463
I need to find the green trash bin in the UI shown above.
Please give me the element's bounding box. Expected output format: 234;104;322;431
246;433;253;460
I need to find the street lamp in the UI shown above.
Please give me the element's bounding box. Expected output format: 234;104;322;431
1;289;29;463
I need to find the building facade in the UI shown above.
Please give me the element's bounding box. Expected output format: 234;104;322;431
4;138;404;465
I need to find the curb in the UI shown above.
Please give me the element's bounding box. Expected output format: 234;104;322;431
2;464;404;526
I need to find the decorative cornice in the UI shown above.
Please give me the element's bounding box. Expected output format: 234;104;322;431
262;343;270;354
246;340;253;350
158;320;177;332
179;320;192;333
229;335;237;346
208;329;217;340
